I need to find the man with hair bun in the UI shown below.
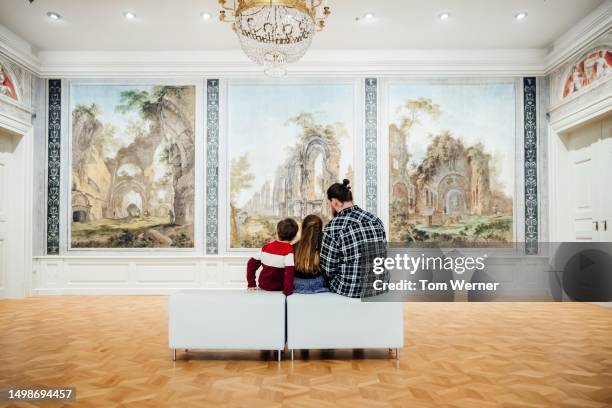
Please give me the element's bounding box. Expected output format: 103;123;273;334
320;179;387;298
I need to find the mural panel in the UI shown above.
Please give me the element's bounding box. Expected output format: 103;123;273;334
563;49;611;98
70;84;196;248
0;63;18;100
227;82;355;249
387;82;515;245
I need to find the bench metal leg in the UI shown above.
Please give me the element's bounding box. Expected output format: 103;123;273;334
278;349;282;361
395;348;400;360
291;349;294;360
172;349;176;361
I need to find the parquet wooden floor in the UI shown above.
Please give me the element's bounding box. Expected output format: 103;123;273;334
0;297;611;408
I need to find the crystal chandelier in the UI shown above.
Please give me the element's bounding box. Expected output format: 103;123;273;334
219;0;331;76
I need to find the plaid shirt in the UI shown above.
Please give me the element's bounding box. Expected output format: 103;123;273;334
320;205;387;298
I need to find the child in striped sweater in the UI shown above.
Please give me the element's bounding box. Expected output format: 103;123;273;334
246;218;298;296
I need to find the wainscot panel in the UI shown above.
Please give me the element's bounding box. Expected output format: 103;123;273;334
32;256;250;295
31;255;552;296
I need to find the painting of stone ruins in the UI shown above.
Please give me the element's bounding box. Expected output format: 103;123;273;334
228;83;354;248
70;85;195;248
388;83;515;245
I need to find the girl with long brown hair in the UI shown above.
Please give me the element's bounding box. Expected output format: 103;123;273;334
293;214;328;294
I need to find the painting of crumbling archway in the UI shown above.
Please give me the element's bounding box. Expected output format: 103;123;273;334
388;82;515;245
70;84;196;248
227;82;355;249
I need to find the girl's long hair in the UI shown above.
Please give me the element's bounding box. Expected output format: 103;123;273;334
294;214;323;274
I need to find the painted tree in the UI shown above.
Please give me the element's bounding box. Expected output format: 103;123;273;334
415;131;466;187
389;98;442;241
230;154;255;245
396;97;441;134
286;112;348;145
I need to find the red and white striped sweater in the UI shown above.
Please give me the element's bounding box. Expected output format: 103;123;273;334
246;241;294;296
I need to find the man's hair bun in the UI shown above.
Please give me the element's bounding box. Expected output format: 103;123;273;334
327;179;353;202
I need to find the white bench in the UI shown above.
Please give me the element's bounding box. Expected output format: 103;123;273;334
168;290;404;360
168;289;286;361
287;292;404;359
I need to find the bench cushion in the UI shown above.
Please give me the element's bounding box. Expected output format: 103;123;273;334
169;289;286;350
287;292;404;350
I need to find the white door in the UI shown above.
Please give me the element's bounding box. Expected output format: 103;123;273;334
600;115;612;241
0;132;15;298
566;120;601;241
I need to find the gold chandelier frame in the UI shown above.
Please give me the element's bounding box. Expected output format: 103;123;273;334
219;0;331;31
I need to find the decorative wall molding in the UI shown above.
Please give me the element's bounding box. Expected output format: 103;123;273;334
549;31;612;104
547;29;612;135
536;76;550;247
35;49;548;78
206;79;220;254
549;77;612;133
0;53;37;123
364;78;378;215
46;79;61;255
0;25;40;75
523;77;538;254
32;255;251;295
544;1;612;73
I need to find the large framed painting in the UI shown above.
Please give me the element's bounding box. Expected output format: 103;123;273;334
69;83;198;249
385;80;517;245
224;81;358;249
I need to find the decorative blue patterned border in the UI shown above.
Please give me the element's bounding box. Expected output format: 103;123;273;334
365;78;378;215
523;77;538;254
46;79;61;255
206;79;220;254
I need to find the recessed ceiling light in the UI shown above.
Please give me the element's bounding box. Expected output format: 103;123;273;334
124;11;136;20
438;12;450;21
201;12;212;20
515;12;527;20
363;12;375;20
47;12;61;21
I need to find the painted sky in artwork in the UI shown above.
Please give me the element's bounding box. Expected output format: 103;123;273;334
71;84;151;158
389;83;515;196
228;83;355;207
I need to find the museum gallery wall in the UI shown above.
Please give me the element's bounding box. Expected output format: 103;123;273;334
51;78;530;254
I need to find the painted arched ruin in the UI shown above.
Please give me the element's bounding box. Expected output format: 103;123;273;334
70;85;195;248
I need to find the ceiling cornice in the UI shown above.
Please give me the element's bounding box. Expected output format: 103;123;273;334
36;49;547;78
0;24;40;73
544;0;612;73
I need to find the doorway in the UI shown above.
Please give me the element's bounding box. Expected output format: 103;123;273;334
0;123;31;299
558;113;612;241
